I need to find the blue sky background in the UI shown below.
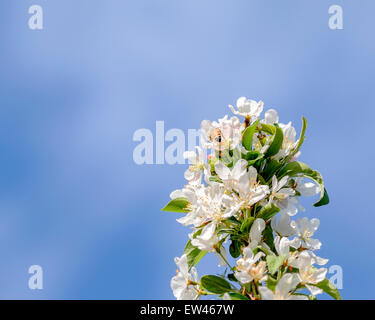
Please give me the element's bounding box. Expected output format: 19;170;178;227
0;0;373;299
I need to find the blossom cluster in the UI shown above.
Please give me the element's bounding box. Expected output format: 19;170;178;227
163;97;340;300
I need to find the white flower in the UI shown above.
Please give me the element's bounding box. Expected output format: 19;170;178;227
278;196;301;216
248;218;266;250
258;273;307;300
291;217;321;250
276;178;320;214
172;183;236;228
229;97;264;121
235;251;267;284
293;177;320;197
293;251;327;296
271;213;296;237
263;109;279;125
307;251;329;266
273;235;300;267
196;183;237;227
236;218;266;255
236;166;270;207
274;236;299;256
170;185;204;227
171;254;199;300
215;159;248;192
270;175;295;201
269;175;296;215
252;133;271;154
190;224;228;267
183;147;208;185
261;109;301;161
273;122;298;160
201;115;242;150
233;219;268;283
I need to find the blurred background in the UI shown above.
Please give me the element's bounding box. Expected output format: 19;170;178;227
0;0;373;299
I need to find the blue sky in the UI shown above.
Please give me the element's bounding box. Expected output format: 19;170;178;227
0;0;373;299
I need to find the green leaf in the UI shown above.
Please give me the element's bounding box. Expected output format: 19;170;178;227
223;292;249;300
262;159;282;181
266;276;278;291
225;216;242;226
259;123;276;135
242;120;259;151
217;228;237;236
315;279;342;300
240;217;255;233
285;116;307;163
314;187;329;207
162;197;189;213
263;224;275;251
184;236;207;270
227;273;238;283
209;176;222;183
242;150;263;165
229;240;241;258
266;255;286;275
256;203;280;221
201;275;233;294
278;161;329;207
257;173;267;185
264;125;284;158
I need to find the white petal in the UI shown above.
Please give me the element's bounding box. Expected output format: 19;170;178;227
259;287;275;300
306;284;323;296
264;109;279;124
200;222;216;241
289;294;309;300
277;273;300;295
249;218;265;244
231;159;248;179
215;161;231;180
297;181;320;196
278;176;290;190
223;293;231;300
271;175;278;193
175;254;189;276
236;97;247;108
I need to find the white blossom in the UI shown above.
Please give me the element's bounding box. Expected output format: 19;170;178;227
201;115;242;150
235;251;267;284
293;251;327;296
183;146;208;185
236;166;270;208
291;217;321;250
171;254;199;300
271;213;296;237
258;273;307;300
229;97;264;121
190;226;228;267
215;159;247;192
269;175;296;215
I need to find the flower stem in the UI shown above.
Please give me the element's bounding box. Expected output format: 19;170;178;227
218;251;235;273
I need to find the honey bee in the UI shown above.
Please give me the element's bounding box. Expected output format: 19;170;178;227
210;128;223;143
